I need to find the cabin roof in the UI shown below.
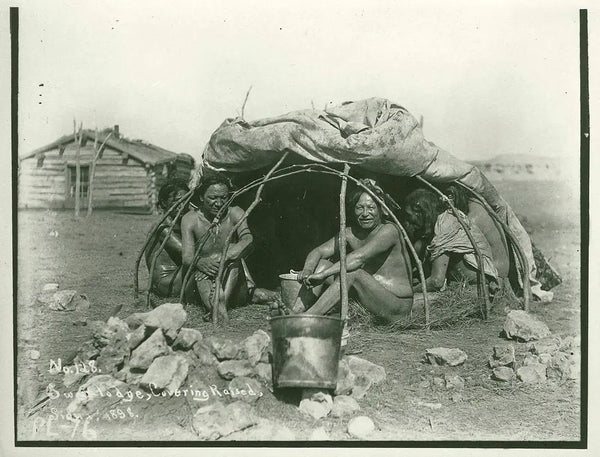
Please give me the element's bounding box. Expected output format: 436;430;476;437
21;128;194;166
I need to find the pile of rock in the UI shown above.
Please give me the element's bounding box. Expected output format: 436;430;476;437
488;311;580;384
62;302;386;440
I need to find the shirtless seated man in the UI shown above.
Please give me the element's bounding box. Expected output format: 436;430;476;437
298;180;414;323
181;175;253;317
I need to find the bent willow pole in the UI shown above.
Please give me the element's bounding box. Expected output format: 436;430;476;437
454;181;531;311
415;176;491;320
211;152;291;325
146;192;194;307
339;164;351;323
134;189;194;298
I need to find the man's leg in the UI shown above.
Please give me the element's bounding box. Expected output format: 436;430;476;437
304;269;413;322
195;273;215;315
221;262;248;309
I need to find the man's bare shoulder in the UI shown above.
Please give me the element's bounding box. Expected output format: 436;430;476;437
228;206;246;221
379;222;402;240
181;210;198;229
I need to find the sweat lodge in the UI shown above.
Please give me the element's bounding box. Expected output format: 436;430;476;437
140;97;559;322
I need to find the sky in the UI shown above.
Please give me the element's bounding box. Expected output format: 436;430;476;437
17;0;581;164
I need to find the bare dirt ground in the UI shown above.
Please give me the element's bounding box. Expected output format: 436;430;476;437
15;178;581;442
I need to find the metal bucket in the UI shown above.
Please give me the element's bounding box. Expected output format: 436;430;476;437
270;314;343;389
279;273;316;312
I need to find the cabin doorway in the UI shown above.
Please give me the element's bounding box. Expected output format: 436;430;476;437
65;165;90;208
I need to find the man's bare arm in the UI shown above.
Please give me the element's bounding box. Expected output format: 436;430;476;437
310;225;397;281
413;253;449;292
180;213;196;279
300;235;337;280
224;207;254;262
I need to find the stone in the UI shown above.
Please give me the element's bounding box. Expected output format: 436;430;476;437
28;349;40;360
491;366;515;382
517;363;547;383
129;329;170;371
192;341;218;367
349;375;373;400
124;312;147;329
252;362;272;384
92;317;130;348
432;377;445;388
172;328;203;351
140;355;189;394
63;370;87;388
425;348;468;366
560;335;581;352
126;324;149;351
450;392;463;402
309;426;330;440
334;358;356;396
299;399;331;420
417;379;430;389
228;377;264;404
42;283;60;292
331;395;361;418
503;310;551;342
489;344;515;368
96;337;129;375
346;355;386;384
299;389;333;419
217;360;254;380
142;303;187;341
114;365;143;385
418;401;442;410
527;337;561;356
444;374;465;390
206;336;242;360
523;354;541;366
239;330;271;366
46;290;89;311
74;340;100;364
538;353;553;366
347;416;375;439
67;375;128;416
192;401;258;440
547;352;578;381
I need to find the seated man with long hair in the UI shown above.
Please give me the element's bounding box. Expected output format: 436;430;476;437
298;179;413;323
402;188;499;293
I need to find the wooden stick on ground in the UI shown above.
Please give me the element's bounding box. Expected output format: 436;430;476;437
454;181;531;311
211;152;290;325
339;164;350;323
415;176;491;319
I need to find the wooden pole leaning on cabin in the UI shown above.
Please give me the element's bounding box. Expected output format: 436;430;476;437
338;164;350;324
454;181;531;312
133;189;193;298
73;120;83;217
87;130;113;216
146;192;194;307
415;176;491;320
211;152;291;326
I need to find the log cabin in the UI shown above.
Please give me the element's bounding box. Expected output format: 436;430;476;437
18;125;195;212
